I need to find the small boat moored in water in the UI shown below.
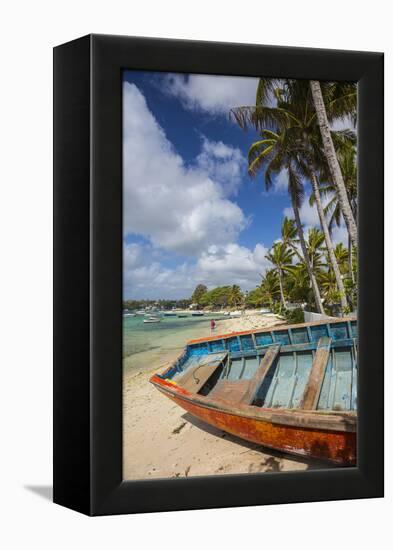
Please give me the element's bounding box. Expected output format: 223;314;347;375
229;310;242;317
150;317;357;465
191;311;204;316
143;316;161;323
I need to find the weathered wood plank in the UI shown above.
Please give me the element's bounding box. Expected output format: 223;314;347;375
241;344;280;405
176;364;220;393
300;337;331;410
208;380;250;402
174;352;227;393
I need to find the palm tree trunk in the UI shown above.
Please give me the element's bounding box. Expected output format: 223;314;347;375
309;167;349;312
292;203;325;314
309;80;358;247
278;269;286;308
348;235;355;284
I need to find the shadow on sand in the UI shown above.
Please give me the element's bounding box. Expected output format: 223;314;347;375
181;412;336;472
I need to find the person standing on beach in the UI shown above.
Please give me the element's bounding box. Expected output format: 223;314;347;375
210;319;216;332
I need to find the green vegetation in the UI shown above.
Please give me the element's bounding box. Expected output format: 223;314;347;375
199;286;234;308
257;220;357;317
191;284;208;306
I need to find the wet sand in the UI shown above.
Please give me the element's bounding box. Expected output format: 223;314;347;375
123;313;326;480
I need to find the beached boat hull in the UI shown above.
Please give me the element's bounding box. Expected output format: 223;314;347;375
150;318;357;465
150;375;356;465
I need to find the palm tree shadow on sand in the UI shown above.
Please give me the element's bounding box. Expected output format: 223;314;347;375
181;412;339;472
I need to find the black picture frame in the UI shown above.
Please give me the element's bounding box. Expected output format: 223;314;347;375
53;34;384;516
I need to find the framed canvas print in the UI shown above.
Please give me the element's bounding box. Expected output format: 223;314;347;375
53;34;384;516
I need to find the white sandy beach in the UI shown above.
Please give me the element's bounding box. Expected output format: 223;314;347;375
123;313;325;480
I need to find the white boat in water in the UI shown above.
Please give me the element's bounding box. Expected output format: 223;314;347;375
123;313;136;317
143;316;161;323
229;310;242;317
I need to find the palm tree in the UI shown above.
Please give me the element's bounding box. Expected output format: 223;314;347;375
333;243;349;276
309;80;357;247
286;263;312;304
311;145;357;283
281;217;300;256
317;145;358;224
229;285;243;307
305;228;327;273
265;242;294;308
260;269;281;306
319;269;341;307
245;128;325;313
232;78;350;312
285;80;351;312
281;218;328;310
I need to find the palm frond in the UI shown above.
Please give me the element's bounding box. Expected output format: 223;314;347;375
287;162;304;209
230;105;299;133
248;139;276;164
256;78;284;105
248;145;275;176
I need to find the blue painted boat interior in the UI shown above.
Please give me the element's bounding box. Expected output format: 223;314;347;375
162;320;357;412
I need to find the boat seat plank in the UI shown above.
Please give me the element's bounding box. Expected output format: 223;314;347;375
174;352;227;393
300;337;331;410
208;380;250;402
241;344;281;405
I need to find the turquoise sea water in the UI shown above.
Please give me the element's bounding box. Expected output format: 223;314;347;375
123;313;225;373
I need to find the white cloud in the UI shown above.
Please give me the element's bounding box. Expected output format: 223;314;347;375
123;82;248;256
284;198;320;227
272;168;289;193
123;242;195;299
123;241;270;299
161;73;259;115
331;224;348;246
196;137;246;195
197;243;270;287
330;115;356;132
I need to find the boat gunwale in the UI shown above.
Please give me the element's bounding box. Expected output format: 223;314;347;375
187;316;356;345
150;373;357;433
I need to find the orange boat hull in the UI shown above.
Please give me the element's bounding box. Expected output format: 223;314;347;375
151;374;356;465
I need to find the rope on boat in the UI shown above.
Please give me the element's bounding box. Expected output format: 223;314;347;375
192;364;210;385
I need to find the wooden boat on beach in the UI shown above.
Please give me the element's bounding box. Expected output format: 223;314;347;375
150;318;357;465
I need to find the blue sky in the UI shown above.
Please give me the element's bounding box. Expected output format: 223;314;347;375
122;71;346;300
